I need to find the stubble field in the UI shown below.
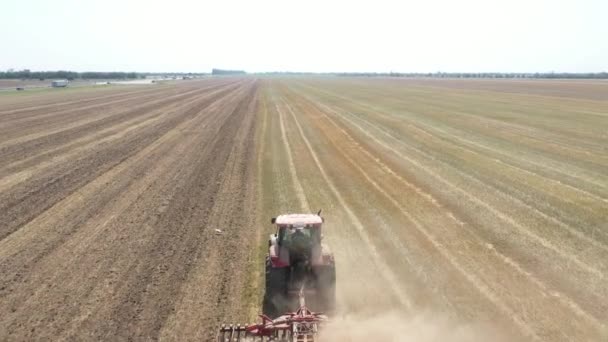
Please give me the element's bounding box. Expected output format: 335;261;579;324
1;77;606;341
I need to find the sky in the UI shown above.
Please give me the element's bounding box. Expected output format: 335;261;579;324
1;0;606;73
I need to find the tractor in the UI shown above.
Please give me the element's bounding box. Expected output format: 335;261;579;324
218;212;335;342
263;212;336;318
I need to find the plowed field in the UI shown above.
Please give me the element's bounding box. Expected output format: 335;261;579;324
1;78;606;341
0;79;260;340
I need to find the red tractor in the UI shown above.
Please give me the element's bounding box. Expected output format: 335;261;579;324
217;212;335;341
263;212;336;317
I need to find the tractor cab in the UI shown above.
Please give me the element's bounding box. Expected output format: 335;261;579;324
275;215;322;247
269;214;326;267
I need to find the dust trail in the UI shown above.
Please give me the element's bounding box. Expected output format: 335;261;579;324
319;311;508;342
319;261;510;342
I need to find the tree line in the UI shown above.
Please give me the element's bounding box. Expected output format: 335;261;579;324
4;69;606;80
336;72;608;79
254;71;608;79
0;69;140;80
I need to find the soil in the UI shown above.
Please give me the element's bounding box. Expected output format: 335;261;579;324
257;78;608;342
0;78;259;341
1;77;606;341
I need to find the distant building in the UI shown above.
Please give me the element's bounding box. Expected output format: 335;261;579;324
212;68;246;75
51;80;69;87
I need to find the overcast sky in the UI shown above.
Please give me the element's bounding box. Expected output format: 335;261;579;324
1;0;606;73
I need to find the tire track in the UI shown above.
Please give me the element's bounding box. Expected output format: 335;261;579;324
293;82;608;200
275;102;310;212
280;98;413;310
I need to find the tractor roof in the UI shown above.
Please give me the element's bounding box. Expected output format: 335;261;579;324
275;214;323;226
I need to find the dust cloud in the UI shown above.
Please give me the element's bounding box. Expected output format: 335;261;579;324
319;311;505;342
322;218;509;341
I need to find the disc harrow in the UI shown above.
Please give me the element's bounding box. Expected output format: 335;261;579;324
218;291;327;342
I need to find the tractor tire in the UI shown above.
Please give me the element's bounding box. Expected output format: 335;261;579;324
316;265;336;313
263;257;287;318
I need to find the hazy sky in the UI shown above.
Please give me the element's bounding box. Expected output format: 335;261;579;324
1;0;606;73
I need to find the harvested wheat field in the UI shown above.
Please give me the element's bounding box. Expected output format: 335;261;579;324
1;78;607;341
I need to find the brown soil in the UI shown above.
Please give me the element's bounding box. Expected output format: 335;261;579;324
2;77;606;342
0;78;259;341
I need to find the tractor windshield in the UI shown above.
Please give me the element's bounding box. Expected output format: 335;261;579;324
280;225;320;247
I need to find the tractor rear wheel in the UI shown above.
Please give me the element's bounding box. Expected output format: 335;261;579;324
263;257;287;317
